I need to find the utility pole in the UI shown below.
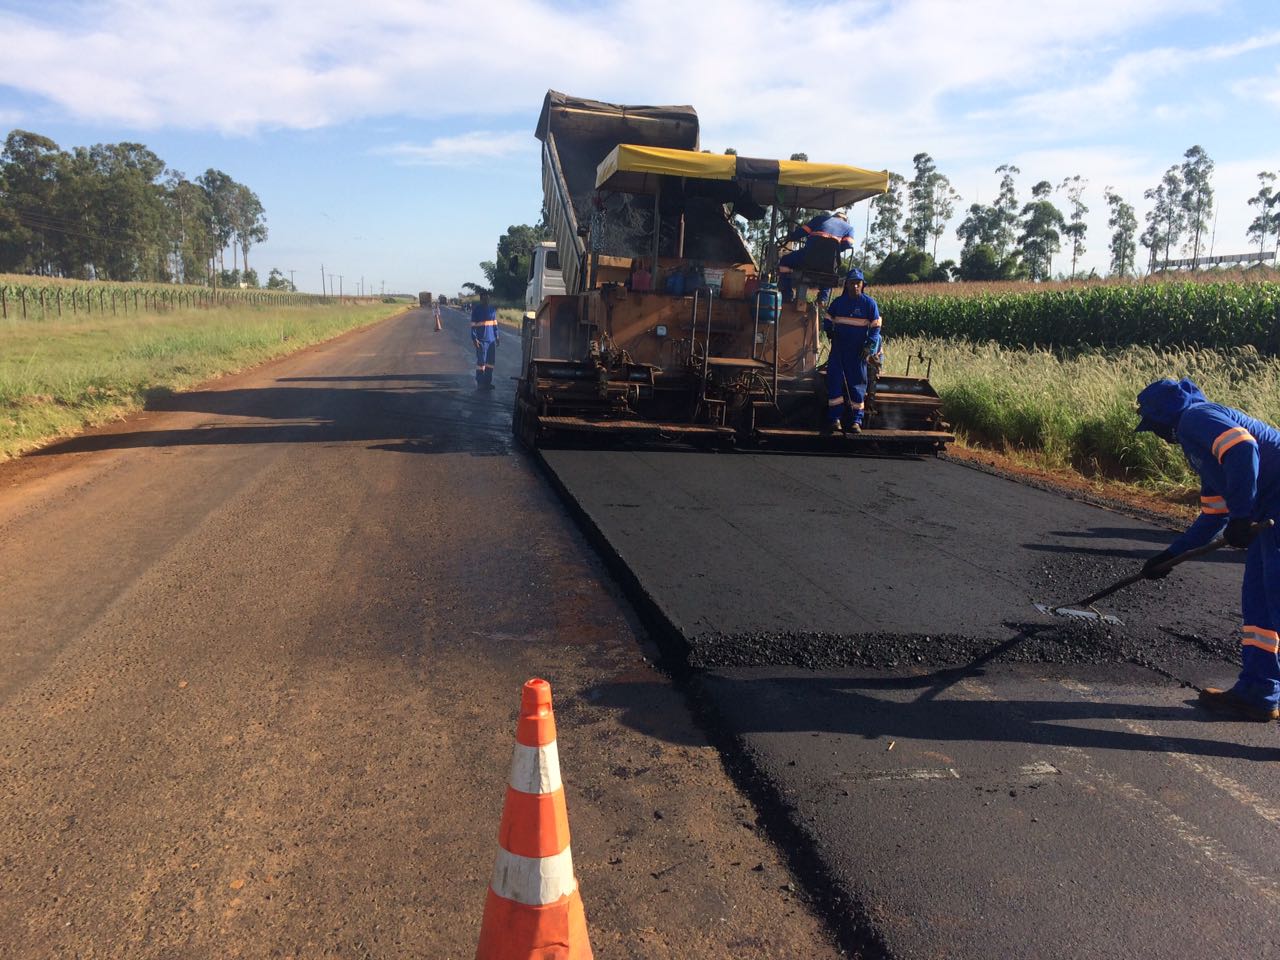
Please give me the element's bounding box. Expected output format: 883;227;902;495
338;275;343;299
359;275;364;297
320;264;326;297
288;269;296;291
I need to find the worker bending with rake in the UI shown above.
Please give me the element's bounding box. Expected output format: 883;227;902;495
822;269;880;435
1136;377;1280;721
470;290;499;390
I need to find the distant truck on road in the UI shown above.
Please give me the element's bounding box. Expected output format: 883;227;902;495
525;241;566;310
418;291;432;307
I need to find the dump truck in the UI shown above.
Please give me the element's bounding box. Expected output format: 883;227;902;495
513;90;953;454
418;291;433;307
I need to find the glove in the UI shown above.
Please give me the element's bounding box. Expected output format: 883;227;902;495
1225;517;1258;549
1141;549;1177;580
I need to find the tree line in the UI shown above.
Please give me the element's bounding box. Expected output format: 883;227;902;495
0;130;277;288
860;145;1279;283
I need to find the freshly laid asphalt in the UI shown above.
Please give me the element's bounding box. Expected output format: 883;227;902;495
542;447;1280;958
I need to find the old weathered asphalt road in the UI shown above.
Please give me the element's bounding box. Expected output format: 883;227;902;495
543;448;1280;959
0;308;843;959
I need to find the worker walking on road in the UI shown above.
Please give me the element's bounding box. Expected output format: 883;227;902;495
822;269;881;435
471;291;499;390
1136;377;1280;721
778;210;855;304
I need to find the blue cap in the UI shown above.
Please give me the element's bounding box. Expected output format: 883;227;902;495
846;268;865;283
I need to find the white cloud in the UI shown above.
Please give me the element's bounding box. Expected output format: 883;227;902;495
375;131;530;166
0;0;1225;140
1234;66;1280;108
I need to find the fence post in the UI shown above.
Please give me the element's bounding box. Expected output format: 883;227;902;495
134;289;138;311
21;287;27;319
57;288;62;316
1;287;5;319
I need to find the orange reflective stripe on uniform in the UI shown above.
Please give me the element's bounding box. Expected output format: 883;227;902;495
472;319;498;328
1211;426;1255;462
830;316;877;327
1200;495;1229;515
828;396;845;407
1242;625;1280;655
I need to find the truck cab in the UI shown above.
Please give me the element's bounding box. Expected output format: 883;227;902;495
525;241;565;310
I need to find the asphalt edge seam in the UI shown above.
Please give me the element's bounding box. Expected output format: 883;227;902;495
532;447;894;960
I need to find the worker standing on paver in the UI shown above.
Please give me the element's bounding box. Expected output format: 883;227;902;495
1136;377;1280;720
471;291;499;390
778;210;855;304
822;269;881;435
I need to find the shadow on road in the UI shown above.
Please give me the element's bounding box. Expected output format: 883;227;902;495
31;378;516;458
590;668;1278;762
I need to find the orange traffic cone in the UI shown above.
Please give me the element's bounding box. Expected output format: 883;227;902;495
476;679;592;960
434;309;443;332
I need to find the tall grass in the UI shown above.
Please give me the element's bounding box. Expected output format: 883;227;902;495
887;336;1280;488
1;300;408;458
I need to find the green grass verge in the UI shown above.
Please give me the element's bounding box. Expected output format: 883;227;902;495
1;300;409;458
886;336;1280;490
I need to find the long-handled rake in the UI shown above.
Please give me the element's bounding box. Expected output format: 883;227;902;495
1033;520;1272;626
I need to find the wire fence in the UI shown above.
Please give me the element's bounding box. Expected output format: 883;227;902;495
0;279;357;321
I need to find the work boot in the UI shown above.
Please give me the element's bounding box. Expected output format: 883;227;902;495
1197;687;1280;721
846;421;863;435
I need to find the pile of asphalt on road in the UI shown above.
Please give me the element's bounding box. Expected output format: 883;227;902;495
691;547;1241;671
688;620;1233;671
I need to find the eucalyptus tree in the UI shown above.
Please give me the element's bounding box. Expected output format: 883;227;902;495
866;171;907;263
1179;145;1214;267
1142;166;1185;271
1058;175;1088;279
1247;171;1278;259
1018;180;1065;280
1104;187;1137;278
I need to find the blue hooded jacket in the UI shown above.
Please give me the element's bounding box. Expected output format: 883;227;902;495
1137;378;1280;553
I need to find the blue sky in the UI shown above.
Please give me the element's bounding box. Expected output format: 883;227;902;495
1;0;1277;294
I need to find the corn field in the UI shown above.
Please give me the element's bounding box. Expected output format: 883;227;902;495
0;276;333;321
878;279;1280;352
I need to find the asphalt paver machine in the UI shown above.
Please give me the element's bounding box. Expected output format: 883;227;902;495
514;90;953;454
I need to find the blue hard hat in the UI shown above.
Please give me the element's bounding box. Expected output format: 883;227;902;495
846;269;865;283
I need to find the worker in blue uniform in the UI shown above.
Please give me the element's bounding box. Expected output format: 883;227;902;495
778;210;855;304
1136;377;1280;720
470;290;500;390
822;269;881;435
